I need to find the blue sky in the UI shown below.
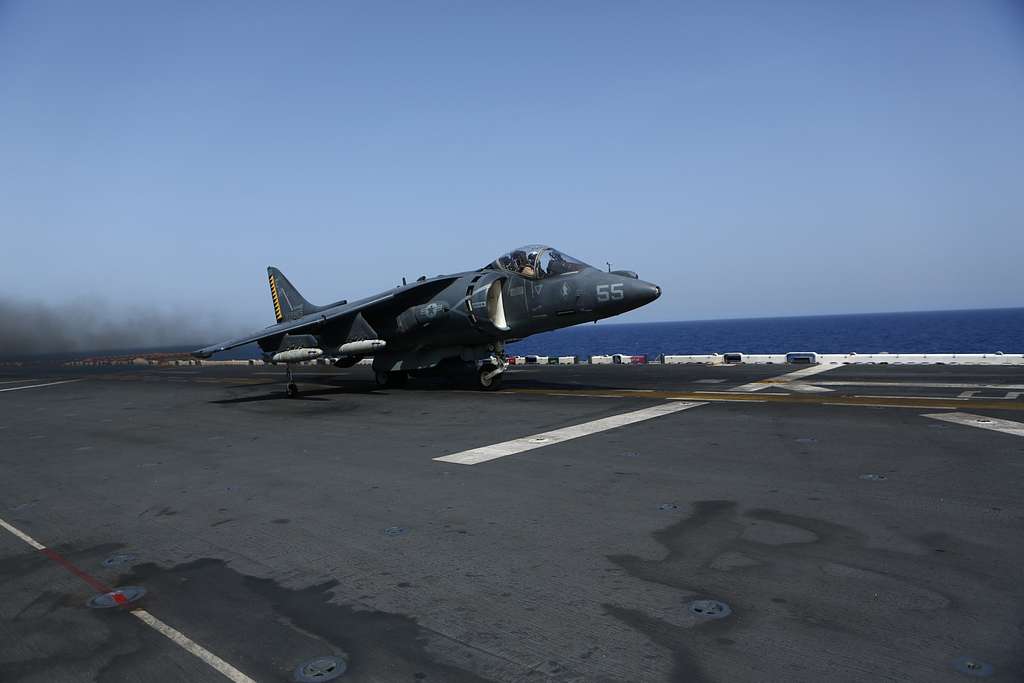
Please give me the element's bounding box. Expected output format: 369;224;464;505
1;1;1022;330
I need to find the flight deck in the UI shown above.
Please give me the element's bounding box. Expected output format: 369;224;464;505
1;362;1022;682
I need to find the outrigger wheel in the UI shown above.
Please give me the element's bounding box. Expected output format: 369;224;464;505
285;365;299;398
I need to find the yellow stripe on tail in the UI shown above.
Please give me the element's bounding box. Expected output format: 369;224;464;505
269;274;284;322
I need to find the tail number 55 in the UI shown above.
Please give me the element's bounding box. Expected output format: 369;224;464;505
596;283;624;302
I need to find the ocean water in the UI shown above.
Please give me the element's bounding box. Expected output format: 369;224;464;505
506;308;1024;359
13;308;1020;363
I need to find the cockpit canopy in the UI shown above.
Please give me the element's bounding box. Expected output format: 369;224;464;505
488;245;591;279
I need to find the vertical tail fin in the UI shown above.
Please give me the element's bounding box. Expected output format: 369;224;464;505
267;267;317;322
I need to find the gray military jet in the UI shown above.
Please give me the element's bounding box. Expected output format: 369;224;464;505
194;245;660;396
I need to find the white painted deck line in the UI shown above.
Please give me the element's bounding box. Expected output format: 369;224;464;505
817;381;1024;390
0;517;46;550
131;610;257;683
729;364;840;392
435;401;706;465
0;515;255;682
957;391;1022;400
921;412;1024;437
0;379;82;393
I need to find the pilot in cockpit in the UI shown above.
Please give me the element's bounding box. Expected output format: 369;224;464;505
491;246;589;280
512;250;536;278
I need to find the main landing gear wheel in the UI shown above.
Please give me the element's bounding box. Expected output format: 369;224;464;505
375;370;407;388
477;365;503;391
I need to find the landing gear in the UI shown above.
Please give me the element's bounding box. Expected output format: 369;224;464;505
372;344;506;390
374;369;408;388
477;361;505;391
285;365;299;398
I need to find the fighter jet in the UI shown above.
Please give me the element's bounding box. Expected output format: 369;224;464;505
193;245;660;396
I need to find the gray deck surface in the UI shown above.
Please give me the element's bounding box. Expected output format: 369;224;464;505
1;363;1022;682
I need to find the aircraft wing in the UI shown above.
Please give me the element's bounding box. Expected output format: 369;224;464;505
192;275;460;358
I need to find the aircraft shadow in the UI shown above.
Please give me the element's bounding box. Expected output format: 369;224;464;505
209;379;376;404
211;393;330;404
209;375;627;404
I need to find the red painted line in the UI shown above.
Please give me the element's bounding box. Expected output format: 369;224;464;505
41;547;114;595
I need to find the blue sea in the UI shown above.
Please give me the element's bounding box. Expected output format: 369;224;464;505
506;308;1024;359
18;308;1020;363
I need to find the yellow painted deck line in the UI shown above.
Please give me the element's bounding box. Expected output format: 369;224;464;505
817;381;1024;390
42;374;1024;412
503;387;1024;411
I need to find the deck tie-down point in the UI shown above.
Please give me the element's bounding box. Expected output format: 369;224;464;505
688;599;732;620
951;656;993;677
101;553;136;568
293;655;348;681
86;586;146;609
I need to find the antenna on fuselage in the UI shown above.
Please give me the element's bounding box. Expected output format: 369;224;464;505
606;262;611;273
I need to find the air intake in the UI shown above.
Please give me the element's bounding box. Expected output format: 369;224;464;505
486;279;509;331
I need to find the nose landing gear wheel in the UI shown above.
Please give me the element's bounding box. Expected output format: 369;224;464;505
478;365;503;391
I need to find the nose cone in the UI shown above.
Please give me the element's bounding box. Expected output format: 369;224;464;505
592;273;662;317
638;280;661;304
620;278;661;312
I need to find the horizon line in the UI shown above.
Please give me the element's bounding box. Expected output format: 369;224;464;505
615;304;1024;326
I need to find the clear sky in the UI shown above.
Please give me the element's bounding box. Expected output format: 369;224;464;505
2;1;1022;335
